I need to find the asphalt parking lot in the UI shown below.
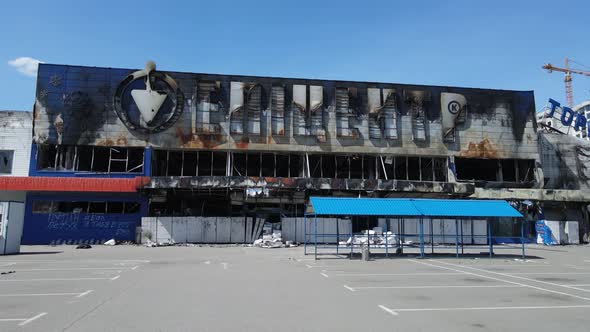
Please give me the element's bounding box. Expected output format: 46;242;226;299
1;244;590;331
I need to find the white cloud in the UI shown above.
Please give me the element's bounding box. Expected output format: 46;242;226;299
8;57;44;77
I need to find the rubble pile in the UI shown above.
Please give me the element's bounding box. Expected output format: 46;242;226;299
339;228;400;248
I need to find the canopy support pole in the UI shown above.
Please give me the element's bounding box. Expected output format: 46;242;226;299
520;218;526;259
304;214;307;255
419;217;425;258
314;214;318;260
488;219;493;258
455;219;459;258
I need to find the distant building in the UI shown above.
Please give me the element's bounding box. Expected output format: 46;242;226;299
0;111;32;176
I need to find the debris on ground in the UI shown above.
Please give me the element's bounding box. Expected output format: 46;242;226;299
253;230;285;248
76;244;92;249
339;229;399;248
104;239;116;246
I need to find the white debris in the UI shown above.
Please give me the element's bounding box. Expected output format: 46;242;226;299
104;239;116;246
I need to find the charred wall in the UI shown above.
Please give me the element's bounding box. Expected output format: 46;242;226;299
33;63;538;162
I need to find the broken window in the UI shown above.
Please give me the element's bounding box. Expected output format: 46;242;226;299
36;145;57;170
271;85;286;136
420;158;434;181
261;153;275;177
501;159;516;182
289;154;302;177
350;155;363;179
233;152;247;176
198;151;213;176
308;154;321;178
433;158;447;182
247;153;261;177
167;151;183;176
107;202;124;214
363;155;376;179
92;147;109;172
395;157;407;180
125;202;141;214
322;155;336;178
407;157;420;180
0;150;14;174
36;145;144;174
336;155;350;178
182;152;198;176
456;158;498;181
517;159;535;182
212;152;227;176
276;154;289;177
32;201;54;213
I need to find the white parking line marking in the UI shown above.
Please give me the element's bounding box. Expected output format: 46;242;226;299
320;273;329;278
76;290;93;298
18;312;47;326
204;261;211;265
331;272;463;277
509;272;590;275
110;275;120;281
0;263;16;267
131;266;139;270
0;277;114;282
15;267;131;272
343;285;355;292
348;285;524;290
437;261;590;295
0;292;85;297
378;305;399;316
305;264;313;268
564;264;587;270
411;260;590;302
382;304;590;314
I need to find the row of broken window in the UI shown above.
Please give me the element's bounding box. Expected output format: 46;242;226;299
31;200;141;214
151;150;449;182
36;145;144;173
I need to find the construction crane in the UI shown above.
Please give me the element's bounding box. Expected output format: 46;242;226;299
543;58;590;108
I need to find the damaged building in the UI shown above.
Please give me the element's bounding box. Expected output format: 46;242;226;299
17;61;589;244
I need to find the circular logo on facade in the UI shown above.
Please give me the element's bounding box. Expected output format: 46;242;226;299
114;62;184;134
447;100;461;115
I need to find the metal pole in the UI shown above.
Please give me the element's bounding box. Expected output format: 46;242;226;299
488;219;493;258
460;218;464;255
385;217;389;258
336;217;339;255
430;218;434;254
455;219;459;258
314;214;318;260
350;218;353;259
520;218;525;259
304;214;307;255
419;218;425;258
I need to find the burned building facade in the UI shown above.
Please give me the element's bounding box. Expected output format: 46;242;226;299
22;62;544;244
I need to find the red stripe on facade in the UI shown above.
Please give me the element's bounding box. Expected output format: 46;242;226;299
0;177;150;192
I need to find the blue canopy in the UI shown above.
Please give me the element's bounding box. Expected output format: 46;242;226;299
309;197;522;218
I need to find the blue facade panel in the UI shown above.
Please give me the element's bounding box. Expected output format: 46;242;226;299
22;192;148;245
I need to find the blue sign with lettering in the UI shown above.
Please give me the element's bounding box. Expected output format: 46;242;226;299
545;98;588;135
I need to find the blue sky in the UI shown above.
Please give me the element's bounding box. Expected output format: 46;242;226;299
1;0;589;111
